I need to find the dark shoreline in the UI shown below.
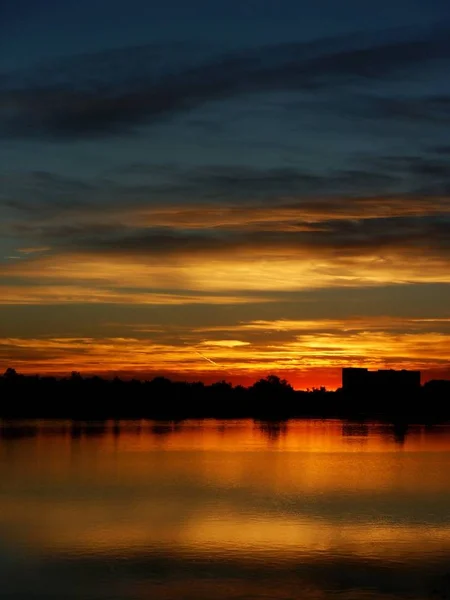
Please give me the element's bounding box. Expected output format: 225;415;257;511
1;369;449;423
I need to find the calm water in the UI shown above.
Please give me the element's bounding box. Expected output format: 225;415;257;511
1;419;450;600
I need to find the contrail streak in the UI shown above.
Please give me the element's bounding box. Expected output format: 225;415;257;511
193;349;219;367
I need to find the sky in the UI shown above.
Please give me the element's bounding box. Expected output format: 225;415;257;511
1;0;450;389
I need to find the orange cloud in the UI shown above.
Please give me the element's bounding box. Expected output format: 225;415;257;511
127;196;450;228
2;192;449;386
14;196;450;230
0;284;265;306
3;249;450;303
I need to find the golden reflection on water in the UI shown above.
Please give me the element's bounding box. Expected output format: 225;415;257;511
1;420;450;600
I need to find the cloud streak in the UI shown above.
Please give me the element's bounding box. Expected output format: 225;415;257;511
1;26;450;138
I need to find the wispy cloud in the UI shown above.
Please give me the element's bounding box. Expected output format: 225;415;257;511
1;26;450;139
0;283;268;306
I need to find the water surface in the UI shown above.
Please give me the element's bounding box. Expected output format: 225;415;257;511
1;419;449;599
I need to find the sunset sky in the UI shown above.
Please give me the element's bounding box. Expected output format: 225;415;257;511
1;0;450;388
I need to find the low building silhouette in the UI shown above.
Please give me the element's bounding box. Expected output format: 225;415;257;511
424;379;450;396
342;367;421;396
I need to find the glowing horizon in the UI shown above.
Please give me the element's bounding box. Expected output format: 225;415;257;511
2;315;449;389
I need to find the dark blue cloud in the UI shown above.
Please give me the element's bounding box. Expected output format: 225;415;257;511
1;26;450;140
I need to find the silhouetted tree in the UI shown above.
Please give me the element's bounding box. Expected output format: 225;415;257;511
251;375;293;395
4;367;18;379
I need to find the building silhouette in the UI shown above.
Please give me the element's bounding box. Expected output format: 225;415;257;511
342;368;421;396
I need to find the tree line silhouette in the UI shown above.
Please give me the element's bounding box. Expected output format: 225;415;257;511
1;368;449;422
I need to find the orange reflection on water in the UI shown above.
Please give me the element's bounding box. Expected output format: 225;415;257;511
1;419;450;566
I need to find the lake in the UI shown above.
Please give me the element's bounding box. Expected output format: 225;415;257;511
0;419;449;600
